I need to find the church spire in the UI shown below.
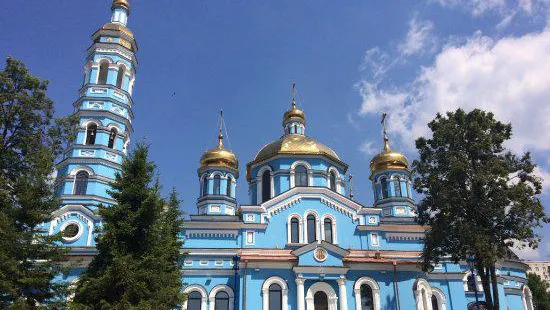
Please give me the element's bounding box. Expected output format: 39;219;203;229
282;83;306;135
217;109;224;149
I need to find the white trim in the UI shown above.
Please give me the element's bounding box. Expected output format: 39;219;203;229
262;276;289;310
306;281;338;310
327;167;340;193
370;233;379;246
245;231;255;245
462;271;483;292
303;210;320;244
183;285;208;310
413;278;433;310
522;285;534;310
60;221;84;243
431;287;447;310
321;214;337;244
354;277;380;310
290;160;313;188
209;285;234;310
257;165;274;203
287;214;303;244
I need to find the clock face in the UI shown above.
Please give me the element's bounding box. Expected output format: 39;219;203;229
314;248;328;262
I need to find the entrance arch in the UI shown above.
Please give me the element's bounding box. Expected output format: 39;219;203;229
306;282;338;310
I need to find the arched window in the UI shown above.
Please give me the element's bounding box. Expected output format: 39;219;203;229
213;175;221;195
314;291;328;310
74;171;89;195
406;181;411;198
380;178;389;199
85;123;97;145
98;61;109;85
269;284;282;310
215;291;229;310
329;171;337;191
466;274;476;292
188;291;202;310
262;170;271;203
227;177;233;197
393;177;402;197
116;65;125;88
431;295;438;310
360;284;374;310
323;218;333;243
202;178;209;196
108;128;117;149
307;214;316;243
290;217;299;243
295;165;308;187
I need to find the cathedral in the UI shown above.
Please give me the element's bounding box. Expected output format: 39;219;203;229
48;1;535;309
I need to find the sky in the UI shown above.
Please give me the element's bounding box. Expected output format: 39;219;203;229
1;0;549;260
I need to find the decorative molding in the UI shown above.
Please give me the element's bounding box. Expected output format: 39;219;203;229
185;230;238;239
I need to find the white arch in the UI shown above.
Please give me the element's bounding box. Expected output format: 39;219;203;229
81;118;101;129
208;285;234;310
257;165;274;203
106;123;123;133
287;214;303;244
96;56;114;64
320;214;338;244
182;284;208;310
262;276;288;310
290;160;313;188
303;209;320;244
327;167;340;193
430;287;446;310
413;278;433;310
462;271;483;292
353;277;380;310
306;282;338;310
69;166;95;176
522;285;534;310
209;171;226;178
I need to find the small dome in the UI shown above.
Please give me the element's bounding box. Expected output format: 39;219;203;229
112;0;130;11
199;133;239;176
282;99;306;125
370;138;408;175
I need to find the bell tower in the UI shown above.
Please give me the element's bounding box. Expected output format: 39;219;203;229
49;0;138;246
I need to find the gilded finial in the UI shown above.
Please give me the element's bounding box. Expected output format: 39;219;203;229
112;0;130;12
217;109;224;149
291;83;297;109
349;174;354;200
381;112;390;152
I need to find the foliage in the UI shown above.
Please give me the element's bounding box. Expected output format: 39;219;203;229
71;144;185;309
0;57;76;309
528;273;550;310
412;109;548;310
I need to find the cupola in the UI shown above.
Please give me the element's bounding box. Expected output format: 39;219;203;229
369;136;409;176
282;84;306;135
198;111;239;178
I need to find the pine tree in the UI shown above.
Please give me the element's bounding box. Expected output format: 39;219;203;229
0;57;76;309
527;273;550;310
413;109;548;310
71;144;184;309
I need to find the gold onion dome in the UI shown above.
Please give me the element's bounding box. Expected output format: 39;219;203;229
370;136;409;175
282;99;306;125
199;111;239;175
112;0;130;11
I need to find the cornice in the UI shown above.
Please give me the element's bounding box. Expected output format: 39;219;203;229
58;194;116;205
56;156;122;171
76;110;133;133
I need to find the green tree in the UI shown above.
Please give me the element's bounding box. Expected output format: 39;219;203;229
71;144;184;309
0;57;76;309
412;109;548;310
528;273;550;310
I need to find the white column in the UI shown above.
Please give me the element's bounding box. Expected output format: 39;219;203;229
296;278;305;310
337;277;348;310
209;297;215;310
263;287;269;310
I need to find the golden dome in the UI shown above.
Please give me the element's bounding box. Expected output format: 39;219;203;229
199;135;239;173
282;99;306;125
112;0;130;11
370;137;409;176
100;23;134;39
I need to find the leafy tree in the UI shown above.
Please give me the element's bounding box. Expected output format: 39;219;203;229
528;273;550;310
412;109;548;310
71;144;184;309
0;57;76;309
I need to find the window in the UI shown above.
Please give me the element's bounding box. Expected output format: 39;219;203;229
215;261;223;266
200;261;208;266
188;291;202;310
294;165;308;187
393;178;402;196
85;123;97;145
269;284;282;310
246;214;255;222
323;218;333;243
381;178;389;198
202;178;209;196
467;274;476;292
262;170;271;202
371;233;379;246
290;217;299;243
329;171;337;191
215;291;229;310
314;291;328;310
360;284;374;310
246;231;255;245
184;260;193;266
431;295;439;310
227;177;233;197
307;214;316;243
213;175;221;195
74;171;89;195
108;128;117;148
116;65;125;88
98;61;109;85
368;216;377;224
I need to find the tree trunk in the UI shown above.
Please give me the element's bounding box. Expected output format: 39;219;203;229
490;264;500;310
477;260;494;309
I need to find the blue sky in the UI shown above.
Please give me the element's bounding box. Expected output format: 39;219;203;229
1;0;549;259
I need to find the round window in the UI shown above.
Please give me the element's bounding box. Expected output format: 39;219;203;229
62;223;80;241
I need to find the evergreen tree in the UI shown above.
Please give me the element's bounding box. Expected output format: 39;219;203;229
528;273;550;310
0;57;76;309
412;109;548;310
71;144;184;309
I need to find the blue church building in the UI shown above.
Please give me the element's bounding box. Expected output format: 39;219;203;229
48;1;535;309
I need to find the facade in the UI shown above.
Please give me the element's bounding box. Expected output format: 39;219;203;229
526;261;550;290
47;1;535;310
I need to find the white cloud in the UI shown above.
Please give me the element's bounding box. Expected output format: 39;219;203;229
534;166;550;194
360;140;378;156
399;13;436;56
431;0;506;16
430;0;550;16
495;11;516;30
358;27;550;154
513;241;550;260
